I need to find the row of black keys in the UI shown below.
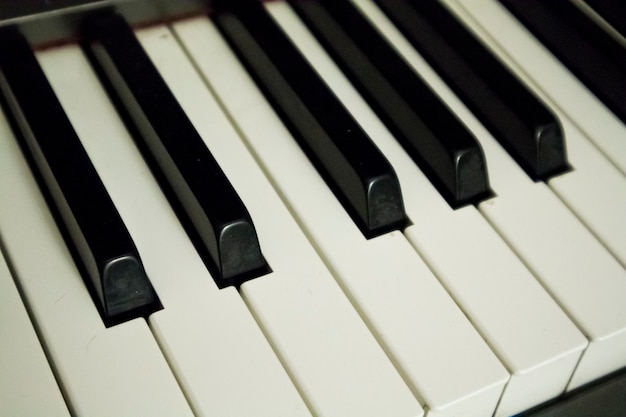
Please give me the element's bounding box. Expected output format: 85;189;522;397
0;0;620;326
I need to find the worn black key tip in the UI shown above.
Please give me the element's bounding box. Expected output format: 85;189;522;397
367;175;407;233
456;147;491;204
102;255;157;319
534;122;569;179
217;220;267;282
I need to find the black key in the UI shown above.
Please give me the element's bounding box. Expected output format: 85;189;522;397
82;12;268;287
212;0;407;237
519;368;626;417
289;0;492;208
553;1;626;73
499;0;626;125
584;0;626;40
0;27;159;326
376;0;569;181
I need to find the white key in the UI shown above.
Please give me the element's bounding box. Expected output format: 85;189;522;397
0;248;70;417
37;43;311;417
176;4;511;417
267;1;592;415
0;99;193;417
137;23;422;417
443;0;626;269
438;0;626;389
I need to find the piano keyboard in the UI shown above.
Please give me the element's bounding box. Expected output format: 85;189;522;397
0;1;624;416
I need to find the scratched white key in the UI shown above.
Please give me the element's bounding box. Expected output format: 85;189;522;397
0;99;194;417
37;43;311;417
0;248;70;417
135;23;422;417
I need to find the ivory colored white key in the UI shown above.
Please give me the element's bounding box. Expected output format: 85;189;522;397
442;0;626;270
175;7;510;417
0;248;70;417
442;0;626;390
37;43;311;417
134;23;421;417
0;97;193;417
265;1;594;415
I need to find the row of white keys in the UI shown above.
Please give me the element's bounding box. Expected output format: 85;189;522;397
444;0;626;269
362;0;626;393
0;248;70;417
179;5;585;416
266;1;586;415
0;98;193;417
36;43;311;417
175;7;508;417
133;23;422;417
442;0;626;389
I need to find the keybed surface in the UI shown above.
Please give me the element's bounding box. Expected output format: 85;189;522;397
1;1;625;416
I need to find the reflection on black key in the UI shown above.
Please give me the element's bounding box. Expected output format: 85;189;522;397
82;12;268;287
499;0;626;125
289;0;492;208
376;0;569;181
212;0;407;237
584;0;626;40
0;27;159;326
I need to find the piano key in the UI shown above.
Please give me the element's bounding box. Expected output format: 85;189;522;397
379;0;626;393
0;249;70;417
374;0;568;182
176;7;512;417
205;2;591;415
557;0;626;71
36;41;312;417
444;0;626;269
135;21;423;417
0;27;158;325
210;0;407;237
286;0;492;208
497;0;626;126
82;12;268;287
0;98;194;417
582;0;626;40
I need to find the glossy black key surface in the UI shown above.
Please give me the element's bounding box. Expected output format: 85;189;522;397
499;0;626;125
376;0;569;181
0;27;158;326
212;0;407;237
82;12;268;287
551;1;626;73
289;0;492;208
584;0;626;40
